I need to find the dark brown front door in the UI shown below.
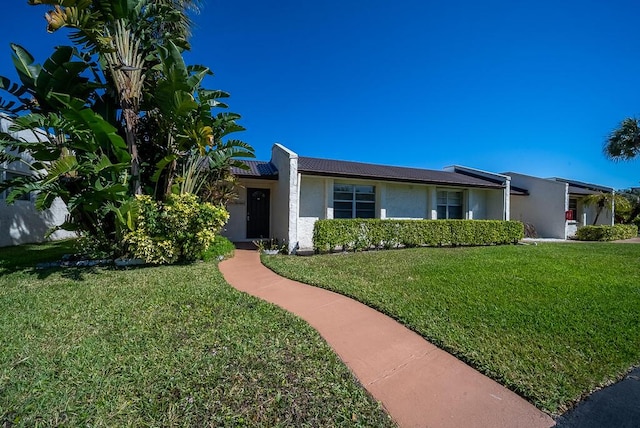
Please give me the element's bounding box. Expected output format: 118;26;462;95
246;188;270;238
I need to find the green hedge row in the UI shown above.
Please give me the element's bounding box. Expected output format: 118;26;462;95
575;224;638;241
312;219;524;252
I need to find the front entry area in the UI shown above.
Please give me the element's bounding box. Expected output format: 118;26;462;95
246;188;270;239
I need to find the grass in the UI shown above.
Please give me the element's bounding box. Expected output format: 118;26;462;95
262;243;640;414
0;241;393;427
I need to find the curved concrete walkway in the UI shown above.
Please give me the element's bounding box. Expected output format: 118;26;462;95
219;249;555;428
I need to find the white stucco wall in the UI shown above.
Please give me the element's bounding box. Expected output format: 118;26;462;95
485;188;507;220
385;183;428;219
298;176;326;250
294;178;508;250
1;116;76;247
467;189;485;220
222;146;308;252
0;196;75;247
509;173;568;238
576;197;614;227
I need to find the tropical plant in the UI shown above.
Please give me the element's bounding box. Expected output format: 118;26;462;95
0;44;131;243
581;192;630;225
31;0;207;194
615;188;640;224
604;117;640;161
142;40;252;199
0;0;253;259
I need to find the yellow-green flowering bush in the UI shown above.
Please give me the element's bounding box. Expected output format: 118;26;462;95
124;194;229;264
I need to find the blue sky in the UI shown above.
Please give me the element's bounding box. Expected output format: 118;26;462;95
2;1;640;189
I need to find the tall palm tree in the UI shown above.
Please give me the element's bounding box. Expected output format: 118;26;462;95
604;117;640;161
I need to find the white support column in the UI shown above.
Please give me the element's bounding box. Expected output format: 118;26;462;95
428;187;438;219
325;178;334;219
465;190;473;220
611;190;616;225
379;183;387;219
504;178;511;221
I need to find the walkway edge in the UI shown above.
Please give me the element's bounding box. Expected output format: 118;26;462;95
219;250;555;428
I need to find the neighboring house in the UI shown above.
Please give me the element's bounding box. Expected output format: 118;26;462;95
0;116;75;247
225;144;513;252
507;172;614;239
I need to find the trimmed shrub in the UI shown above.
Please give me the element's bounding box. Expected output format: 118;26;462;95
575;224;638;241
313;219;524;253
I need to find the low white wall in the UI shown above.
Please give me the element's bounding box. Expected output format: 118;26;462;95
1;116;76;247
509;173;567;238
0;197;75;247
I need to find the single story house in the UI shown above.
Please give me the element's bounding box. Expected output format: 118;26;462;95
224;144;616;251
507;172;614;239
0;116;75;247
225;144;515;252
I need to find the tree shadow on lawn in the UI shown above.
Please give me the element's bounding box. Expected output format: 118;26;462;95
0;240;135;281
0;240;200;281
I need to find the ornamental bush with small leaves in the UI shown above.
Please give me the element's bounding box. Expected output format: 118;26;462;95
575;224;638;241
124;194;229;263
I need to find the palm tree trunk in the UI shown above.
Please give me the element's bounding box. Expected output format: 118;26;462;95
123;107;141;194
592;208;601;225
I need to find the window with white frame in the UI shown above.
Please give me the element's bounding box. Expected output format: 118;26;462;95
333;184;375;219
437;190;463;219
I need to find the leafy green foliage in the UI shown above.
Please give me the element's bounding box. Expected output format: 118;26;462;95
253;238;289;254
604;117;640;161
141;41;253;199
1;1;254;257
313;219;524;252
123;193;229;263
200;235;235;261
615;188;640;224
575;224;638;241
264;243;640;414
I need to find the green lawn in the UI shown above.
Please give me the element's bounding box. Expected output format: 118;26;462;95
0;241;393;427
262;243;640;414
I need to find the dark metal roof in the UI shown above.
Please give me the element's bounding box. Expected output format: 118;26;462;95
552;177;613;194
231;161;278;179
510;186;529;196
567;185;600;196
298;157;504;189
452;167;529;195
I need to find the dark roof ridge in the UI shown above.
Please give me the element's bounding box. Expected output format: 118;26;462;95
297;156;503;189
550;177;613;193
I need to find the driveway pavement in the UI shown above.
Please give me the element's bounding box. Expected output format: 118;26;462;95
555;367;640;428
